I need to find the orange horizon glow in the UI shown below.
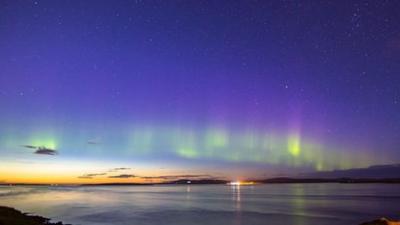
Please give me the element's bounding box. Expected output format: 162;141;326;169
0;177;164;185
0;160;195;185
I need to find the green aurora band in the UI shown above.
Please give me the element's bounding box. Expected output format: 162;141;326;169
0;125;377;171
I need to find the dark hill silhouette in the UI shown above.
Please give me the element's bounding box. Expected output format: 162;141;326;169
302;164;400;179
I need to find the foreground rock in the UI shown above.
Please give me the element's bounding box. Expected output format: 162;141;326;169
0;206;70;225
360;218;400;225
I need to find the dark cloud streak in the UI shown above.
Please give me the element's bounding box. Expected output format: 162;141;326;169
34;148;58;155
108;167;131;172
21;145;58;155
140;174;213;180
21;145;37;149
77;173;106;179
108;174;135;178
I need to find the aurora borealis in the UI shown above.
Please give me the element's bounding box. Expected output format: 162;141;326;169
1;1;400;184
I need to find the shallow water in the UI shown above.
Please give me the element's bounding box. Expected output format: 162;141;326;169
0;184;399;225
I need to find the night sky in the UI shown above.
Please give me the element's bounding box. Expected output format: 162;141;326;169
1;1;400;183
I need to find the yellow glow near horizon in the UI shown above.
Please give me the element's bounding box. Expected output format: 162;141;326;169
288;134;301;156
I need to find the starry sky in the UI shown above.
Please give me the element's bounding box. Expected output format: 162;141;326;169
0;0;400;184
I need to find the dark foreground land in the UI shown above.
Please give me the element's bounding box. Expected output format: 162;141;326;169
0;206;70;225
0;206;398;225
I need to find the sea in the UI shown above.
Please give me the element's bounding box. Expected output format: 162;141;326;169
0;183;399;225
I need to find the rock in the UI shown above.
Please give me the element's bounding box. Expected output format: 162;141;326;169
360;218;400;225
0;206;69;225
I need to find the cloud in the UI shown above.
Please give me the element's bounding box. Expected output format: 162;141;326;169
140;174;211;180
87;138;101;145
34;148;58;155
78;173;106;179
21;145;37;149
108;167;131;172
21;145;58;155
108;174;135;179
86;173;107;176
78;168;132;179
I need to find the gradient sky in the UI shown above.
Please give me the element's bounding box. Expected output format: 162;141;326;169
1;0;400;184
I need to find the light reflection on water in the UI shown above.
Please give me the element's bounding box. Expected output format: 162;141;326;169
0;184;399;225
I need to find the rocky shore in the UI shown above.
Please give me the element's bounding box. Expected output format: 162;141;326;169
0;206;70;225
359;218;400;225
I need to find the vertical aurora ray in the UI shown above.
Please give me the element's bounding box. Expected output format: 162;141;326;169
119;125;376;170
288;134;301;157
176;128;198;158
130;126;154;155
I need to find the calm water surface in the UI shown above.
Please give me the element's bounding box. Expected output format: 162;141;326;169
0;184;399;225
